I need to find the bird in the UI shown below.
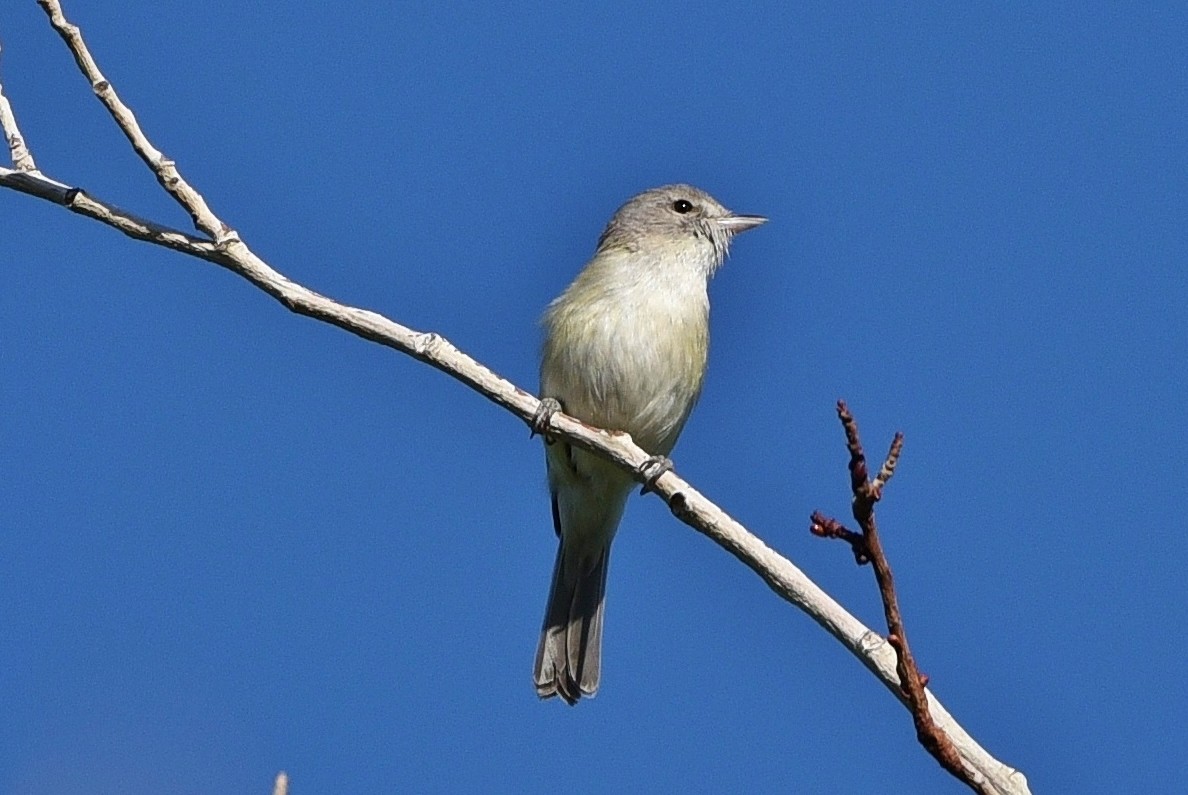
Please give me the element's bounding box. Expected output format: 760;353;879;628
532;184;766;704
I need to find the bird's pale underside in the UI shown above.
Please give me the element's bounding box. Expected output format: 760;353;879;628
533;184;766;704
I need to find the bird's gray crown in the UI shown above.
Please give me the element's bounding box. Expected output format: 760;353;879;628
596;184;766;272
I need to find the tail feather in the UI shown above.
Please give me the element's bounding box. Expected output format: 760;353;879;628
534;540;610;704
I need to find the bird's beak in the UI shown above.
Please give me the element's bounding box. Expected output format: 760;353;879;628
717;214;768;234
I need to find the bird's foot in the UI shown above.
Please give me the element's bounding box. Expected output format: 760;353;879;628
530;398;563;444
638;455;674;495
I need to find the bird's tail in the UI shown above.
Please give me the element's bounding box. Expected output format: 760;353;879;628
533;539;610;704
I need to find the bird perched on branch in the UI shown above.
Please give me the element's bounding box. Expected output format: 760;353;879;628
532;184;766;704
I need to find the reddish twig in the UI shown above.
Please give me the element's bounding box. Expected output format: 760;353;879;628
809;511;868;565
812;400;971;787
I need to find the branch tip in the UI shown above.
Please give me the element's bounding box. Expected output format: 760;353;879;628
809;511;870;564
874;431;905;489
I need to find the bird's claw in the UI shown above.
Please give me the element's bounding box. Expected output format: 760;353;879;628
638;455;674;495
531;397;563;443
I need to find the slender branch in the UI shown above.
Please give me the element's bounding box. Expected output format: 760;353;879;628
0;41;37;170
809;511;868;565
36;0;230;241
0;167;219;255
873;432;904;491
0;7;1031;794
814;401;974;790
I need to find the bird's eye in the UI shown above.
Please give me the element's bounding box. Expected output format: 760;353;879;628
672;199;694;214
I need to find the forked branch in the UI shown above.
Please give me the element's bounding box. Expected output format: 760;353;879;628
811;401;969;787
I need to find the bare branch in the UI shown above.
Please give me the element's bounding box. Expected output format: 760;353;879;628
873;432;905;491
0;167;219;255
809;511;868;565
36;0;230;241
0;7;1031;794
815;402;978;790
0;41;37;170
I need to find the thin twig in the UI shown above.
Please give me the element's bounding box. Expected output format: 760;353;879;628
0;40;37;170
816;401;973;789
0;8;1030;794
809;511;868;565
0;167;219;255
873;432;905;492
37;0;230;241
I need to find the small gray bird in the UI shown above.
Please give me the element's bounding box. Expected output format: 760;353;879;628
533;184;766;703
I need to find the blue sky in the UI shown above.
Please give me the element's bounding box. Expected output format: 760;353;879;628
2;2;1185;793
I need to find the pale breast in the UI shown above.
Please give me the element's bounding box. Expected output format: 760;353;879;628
541;267;709;455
